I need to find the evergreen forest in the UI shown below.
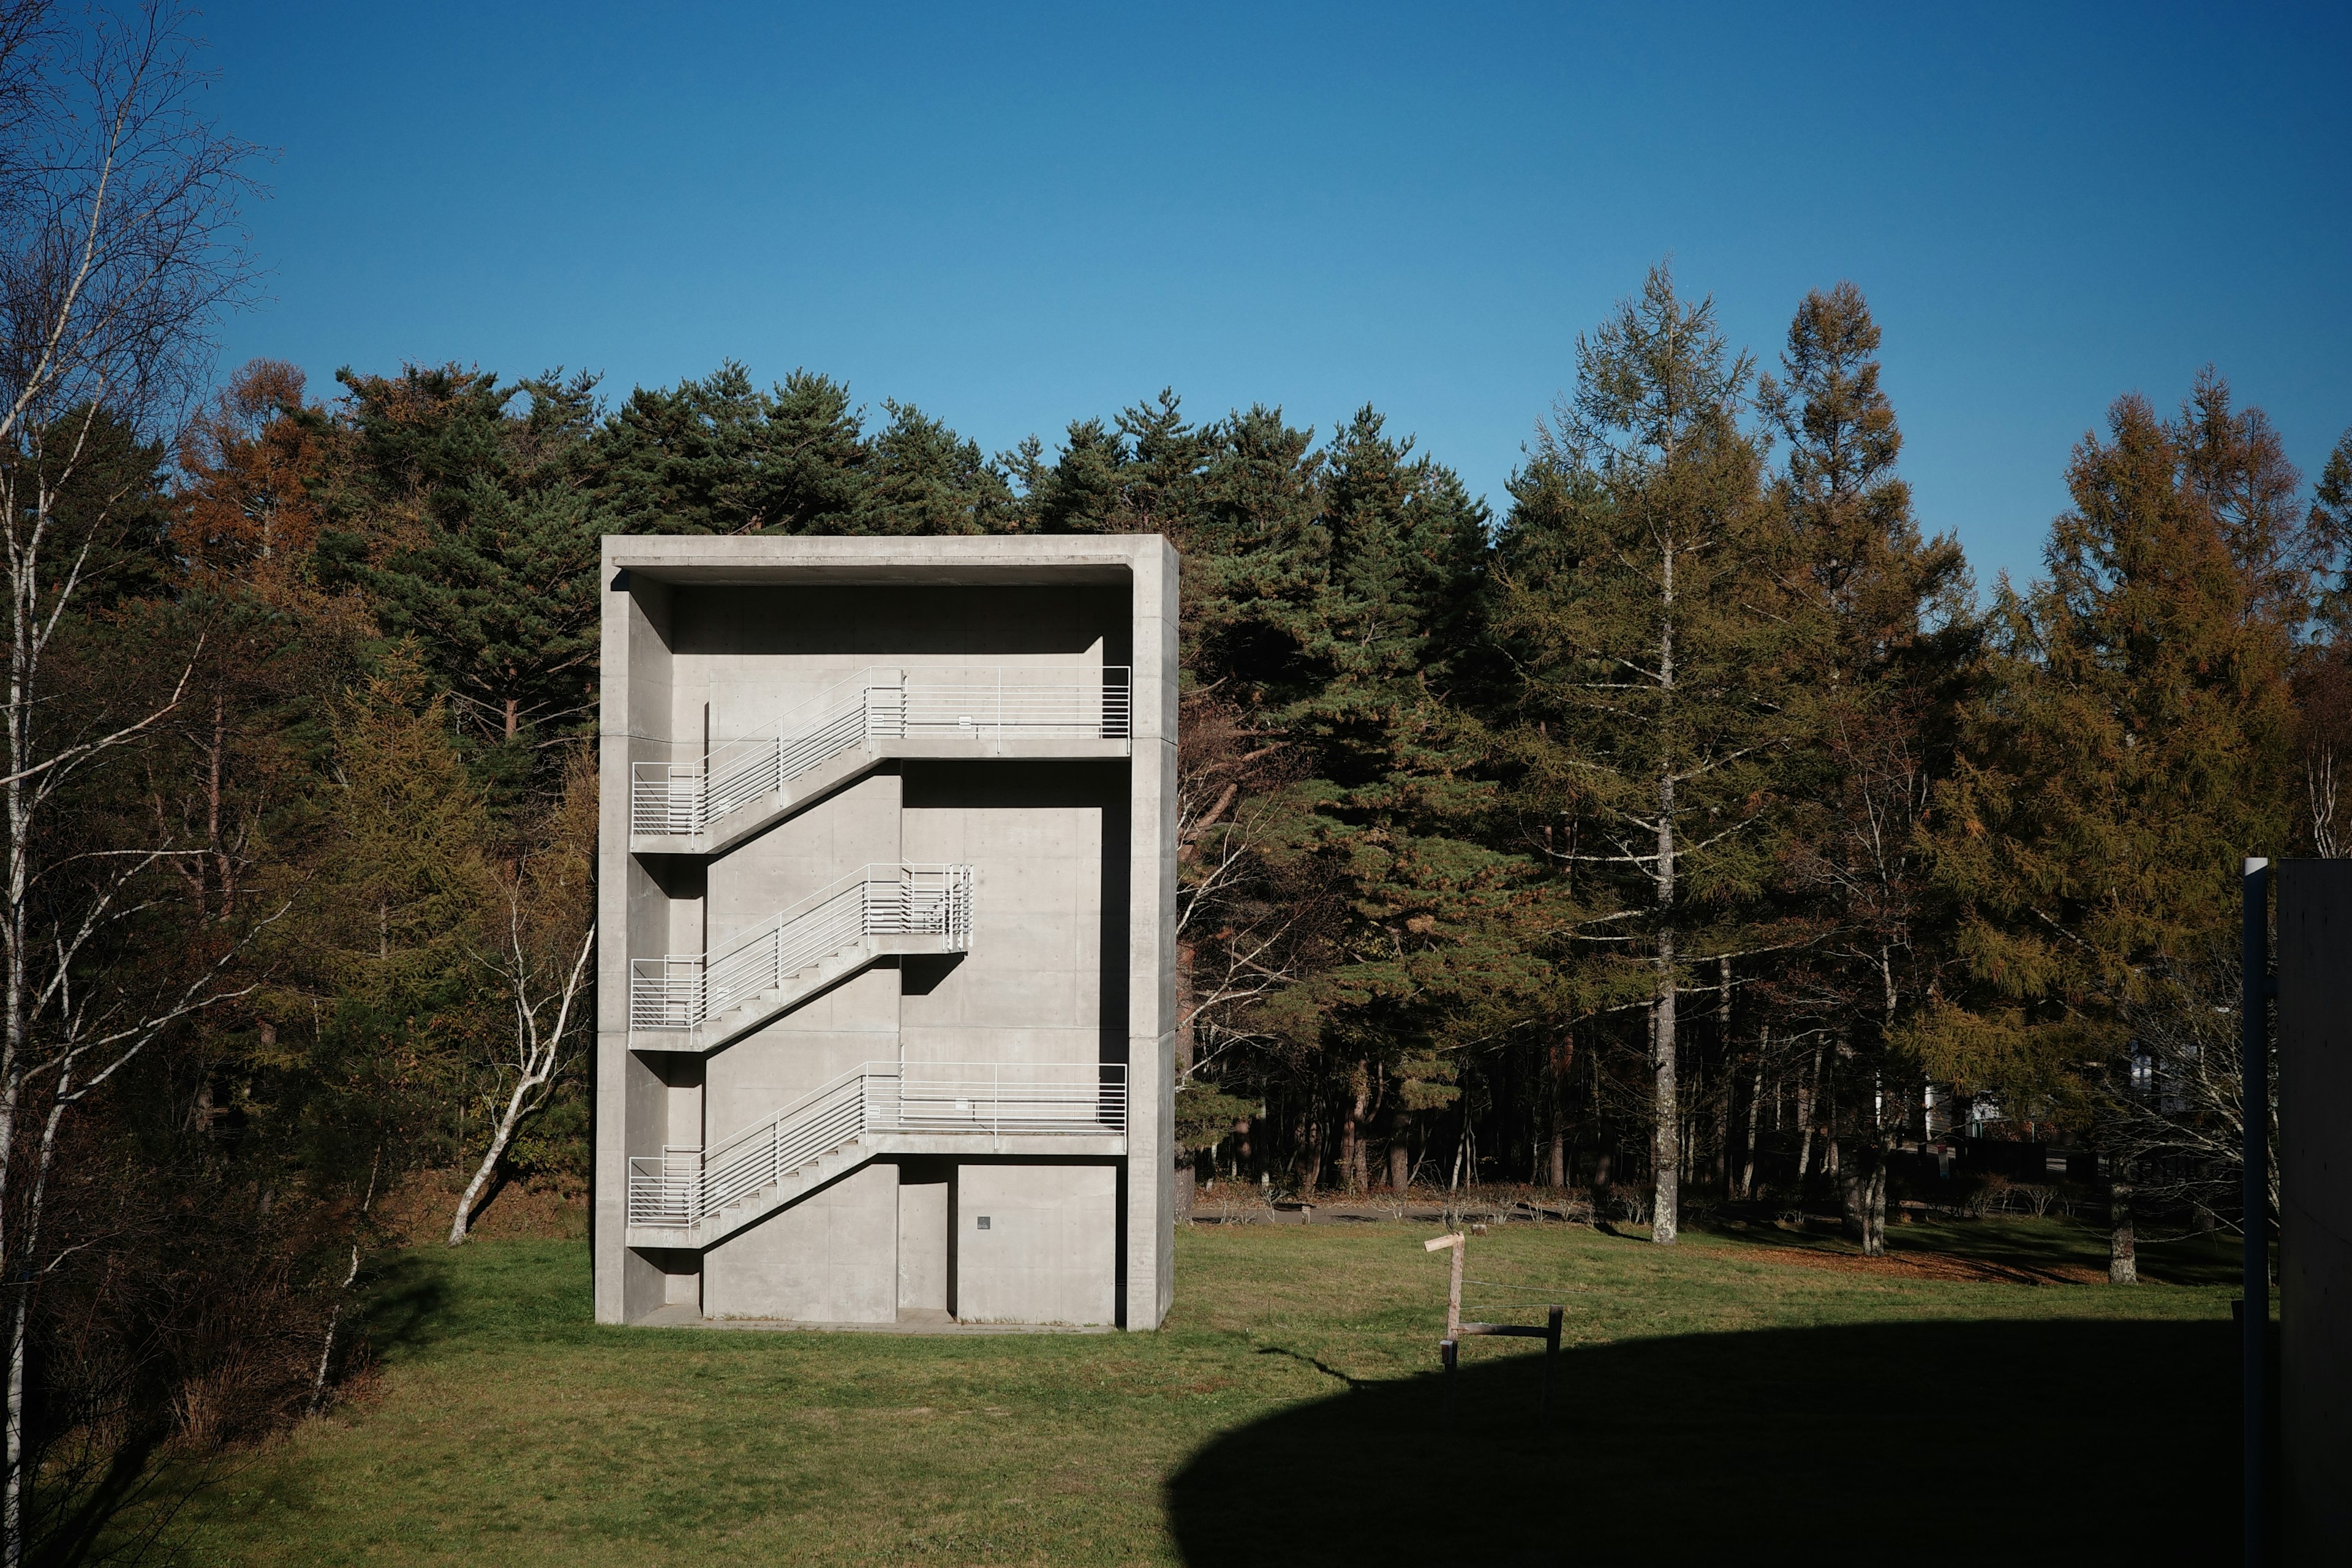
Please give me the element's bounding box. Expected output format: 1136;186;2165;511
13;258;2351;1516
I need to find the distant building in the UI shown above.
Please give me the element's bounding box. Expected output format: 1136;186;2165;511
592;536;1177;1329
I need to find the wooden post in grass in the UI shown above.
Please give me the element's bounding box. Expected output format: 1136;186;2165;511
1425;1231;1465;1340
1426;1231;1567;1431
1426;1232;1464;1429
1540;1305;1563;1429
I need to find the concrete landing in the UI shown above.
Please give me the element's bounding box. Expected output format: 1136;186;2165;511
630;736;1132;858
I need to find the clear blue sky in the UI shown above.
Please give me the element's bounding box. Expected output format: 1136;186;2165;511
203;1;2352;585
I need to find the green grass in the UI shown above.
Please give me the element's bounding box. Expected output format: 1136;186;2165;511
134;1217;2245;1566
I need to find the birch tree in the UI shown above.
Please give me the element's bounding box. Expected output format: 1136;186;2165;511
448;753;595;1243
1494;264;1807;1245
0;2;259;1556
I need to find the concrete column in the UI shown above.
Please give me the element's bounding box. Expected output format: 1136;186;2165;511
596;559;671;1325
2275;859;2352;1561
1128;539;1179;1328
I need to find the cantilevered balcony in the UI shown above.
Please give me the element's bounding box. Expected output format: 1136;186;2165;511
630;665;1131;854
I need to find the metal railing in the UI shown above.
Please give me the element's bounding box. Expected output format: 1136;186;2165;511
628;864;972;1031
630;665;1132;835
625;1060;1128;1230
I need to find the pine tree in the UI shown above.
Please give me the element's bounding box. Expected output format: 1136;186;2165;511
1259;409;1529;1194
1915;392;2296;1281
1760;282;1972;1250
1024;390;1208;537
856;399;1019;535
322;365;605;802
1493;265;1808;1243
588;364;867;535
2305;426;2352;641
2175;366;2308;627
175;358;333;577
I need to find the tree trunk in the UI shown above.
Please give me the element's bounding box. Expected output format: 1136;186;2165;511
450;1070;545;1245
1175;941;1196;1077
1297;1096;1322;1196
1648;522;1679;1247
1714;956;1733;1194
1341;1070;1368;1194
1176;941;1199;1217
309;1245;361;1414
1387;1105;1412;1193
1843;1146;1888;1256
1652;952;1679;1245
1740;1029;1765;1199
207;691;232;918
2109;1175;2138;1284
1795;1042;1823;1180
1548;1032;1573;1188
1714;1066;1732;1195
1822;1049;1840;1177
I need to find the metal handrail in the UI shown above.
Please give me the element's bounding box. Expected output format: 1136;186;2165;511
628;864;972;1031
625;1060;1128;1229
630;665;1132;835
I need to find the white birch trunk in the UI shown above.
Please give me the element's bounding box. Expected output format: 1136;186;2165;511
448;921;594;1245
1740;1028;1766;1199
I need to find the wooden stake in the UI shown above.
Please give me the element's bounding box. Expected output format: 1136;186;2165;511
1423;1230;1465;1340
1441;1338;1459;1430
1541;1304;1563;1430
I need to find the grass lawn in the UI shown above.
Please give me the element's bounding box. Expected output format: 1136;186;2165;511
136;1214;2244;1566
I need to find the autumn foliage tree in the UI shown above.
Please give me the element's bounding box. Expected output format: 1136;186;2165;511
1493;266;1814;1245
1915;390;2296;1281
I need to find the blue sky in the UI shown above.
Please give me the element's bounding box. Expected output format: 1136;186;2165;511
203;1;2351;586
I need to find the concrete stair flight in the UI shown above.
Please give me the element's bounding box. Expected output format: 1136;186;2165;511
624;1060;1129;1249
629;665;1131;853
628;864;972;1052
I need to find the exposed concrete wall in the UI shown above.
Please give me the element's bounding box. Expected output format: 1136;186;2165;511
900;761;1116;1072
1128;540;1179;1328
701;769;904;1140
706;771;903;941
666;584;1125;753
706;969;899;1144
897;1161;950;1311
957;1162;1117;1326
705;1162;900;1322
597;537;1176;1329
2275;859;2352;1562
597;565;672;1325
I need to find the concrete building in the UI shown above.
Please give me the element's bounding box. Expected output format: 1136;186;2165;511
593;535;1177;1330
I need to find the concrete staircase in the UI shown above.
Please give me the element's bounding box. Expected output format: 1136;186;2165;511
624;1060;1130;1250
628;665;1133;854
628;864;971;1053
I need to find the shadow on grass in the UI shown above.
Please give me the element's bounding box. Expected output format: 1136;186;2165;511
356;1250;455;1362
1167;1317;2236;1566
